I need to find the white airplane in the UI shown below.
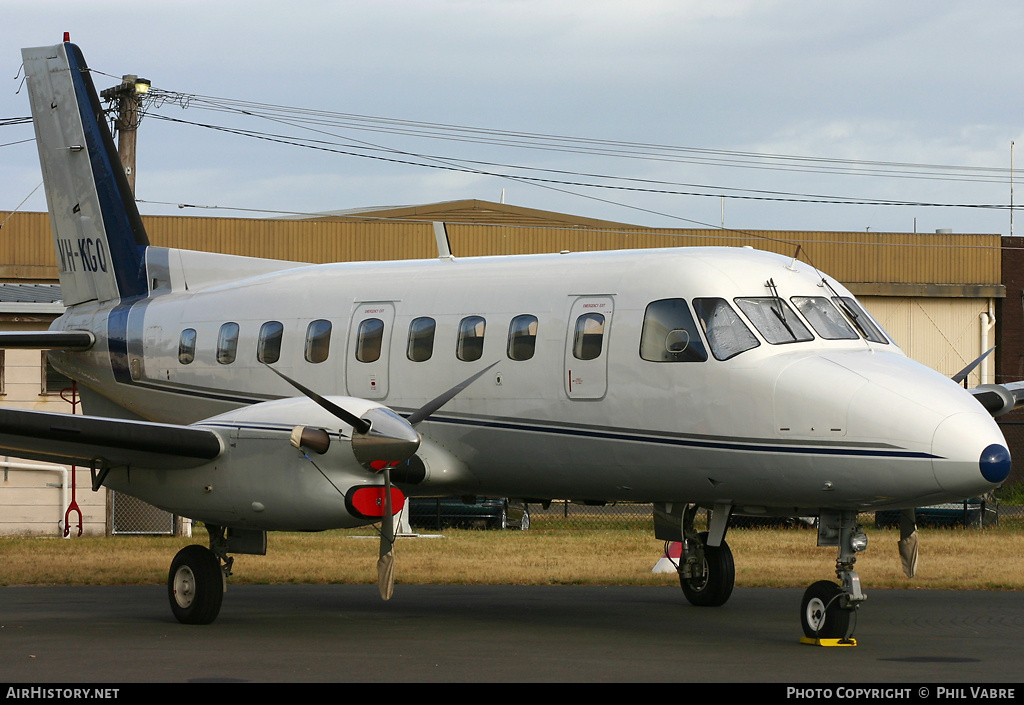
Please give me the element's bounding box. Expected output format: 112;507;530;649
9;39;1020;639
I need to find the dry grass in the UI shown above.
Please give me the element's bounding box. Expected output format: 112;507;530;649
2;525;1023;590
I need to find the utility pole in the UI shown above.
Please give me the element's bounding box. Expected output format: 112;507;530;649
100;74;150;194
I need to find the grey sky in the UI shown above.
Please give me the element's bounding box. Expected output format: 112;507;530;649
3;1;1023;235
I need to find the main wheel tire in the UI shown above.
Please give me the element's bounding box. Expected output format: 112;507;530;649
800;580;852;639
168;545;224;625
679;532;735;607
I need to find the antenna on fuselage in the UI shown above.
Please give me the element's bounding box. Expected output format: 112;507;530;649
787;245;802;271
433;222;454;261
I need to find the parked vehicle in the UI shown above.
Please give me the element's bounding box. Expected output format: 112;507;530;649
874;495;997;528
408;497;530;530
729;515;816;529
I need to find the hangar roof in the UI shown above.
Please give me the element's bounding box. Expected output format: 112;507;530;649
0;201;1004;297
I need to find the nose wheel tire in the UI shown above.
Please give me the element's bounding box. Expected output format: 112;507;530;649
168;545;224;625
801;580;852;639
679;531;735;607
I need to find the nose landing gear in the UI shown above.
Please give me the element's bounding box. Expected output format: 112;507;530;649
800;510;866;643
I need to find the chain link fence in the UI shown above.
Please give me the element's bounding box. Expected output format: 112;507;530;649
111;491;174;535
516;500;1021;532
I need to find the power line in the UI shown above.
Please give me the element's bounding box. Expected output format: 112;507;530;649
145;89;1022;184
149;113;1017;211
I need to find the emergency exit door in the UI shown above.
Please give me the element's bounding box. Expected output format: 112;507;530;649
346;302;395;399
564;296;613;400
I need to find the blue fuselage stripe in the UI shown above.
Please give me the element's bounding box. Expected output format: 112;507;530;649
415;414;939;459
121;379;935;460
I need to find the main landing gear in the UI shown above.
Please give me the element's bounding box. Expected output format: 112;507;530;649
655;502;736;608
168;543;224;625
799;510;867;641
167;524;266;625
678;530;735;606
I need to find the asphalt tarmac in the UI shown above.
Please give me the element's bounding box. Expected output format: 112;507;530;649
1;584;1022;684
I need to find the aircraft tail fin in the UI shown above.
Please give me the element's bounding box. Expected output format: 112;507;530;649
21;41;149;306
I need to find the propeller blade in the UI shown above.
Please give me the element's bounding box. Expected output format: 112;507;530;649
264;364;371;434
952;346;994;385
265;361;496;602
377;467;396;600
407;361;499;426
898;508;918;578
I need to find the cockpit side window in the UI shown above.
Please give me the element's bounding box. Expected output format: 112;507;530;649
735;297;814;345
692;298;759;361
790;297;858;340
832;297;889;344
640;299;707;362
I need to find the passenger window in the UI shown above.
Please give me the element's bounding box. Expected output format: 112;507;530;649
572;313;605;361
692;298;759;361
507;315;538;361
640;299;707;362
216;322;239;365
457;316;486;362
790;297;858;340
305;319;332;363
178;328;196;365
735;297;814;345
257;321;284;363
356;318;384;363
407;317;435;362
832;297;889;344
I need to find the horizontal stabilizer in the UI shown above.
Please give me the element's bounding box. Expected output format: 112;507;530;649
0;331;95;350
0;407;223;470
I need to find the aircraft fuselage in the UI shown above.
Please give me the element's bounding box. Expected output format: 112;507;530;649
47;245;1005;519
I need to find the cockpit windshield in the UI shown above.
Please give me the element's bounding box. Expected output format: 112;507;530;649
692;298;760;361
734;297;814;345
681;289;890;363
791;296;859;340
832;296;889;344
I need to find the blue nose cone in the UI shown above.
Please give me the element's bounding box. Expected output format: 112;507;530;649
980;444;1011;484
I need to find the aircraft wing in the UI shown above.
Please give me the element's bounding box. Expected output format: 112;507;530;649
0;407;223;470
968;381;1024;417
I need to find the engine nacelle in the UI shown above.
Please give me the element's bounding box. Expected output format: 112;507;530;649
970;384;1018;417
102;396;408;532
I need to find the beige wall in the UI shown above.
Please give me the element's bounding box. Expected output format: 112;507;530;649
0;318;106;537
863;296;995;386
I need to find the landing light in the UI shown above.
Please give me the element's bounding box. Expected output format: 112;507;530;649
850;530;868;553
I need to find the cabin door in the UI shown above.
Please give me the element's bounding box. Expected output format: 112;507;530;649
564;296;614;400
345;302;396;400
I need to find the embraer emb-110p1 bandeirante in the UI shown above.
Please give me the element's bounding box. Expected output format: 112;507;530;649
9;39;1020;638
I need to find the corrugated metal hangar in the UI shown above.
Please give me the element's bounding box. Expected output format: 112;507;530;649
0;199;1012;535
